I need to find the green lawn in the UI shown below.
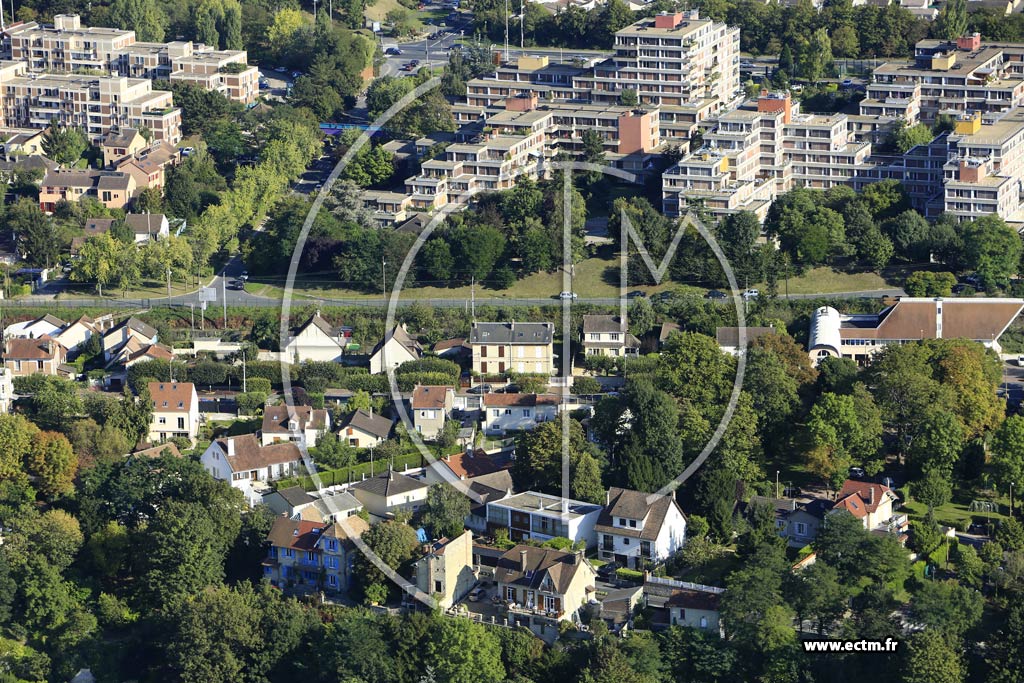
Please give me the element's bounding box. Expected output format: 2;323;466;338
674;551;741;586
901;495;1008;529
756;267;890;295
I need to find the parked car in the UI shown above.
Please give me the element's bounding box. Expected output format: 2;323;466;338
597;562;622;580
743;288;759;300
558;291;578;300
273;66;288;73
180;146;195;157
849;466;865;479
239;271;249;281
291;70;302;79
468;586;486;602
228;280;245;291
385;47;402;55
841;79;854;88
409;59;420;66
704;289;727;300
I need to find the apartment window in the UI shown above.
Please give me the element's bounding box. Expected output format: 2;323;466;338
101;191;112;202
306;551;316;562
623;538;630;546
480;346;488;357
327;575;338;588
434;580;443;593
158;417;166;424
795;522;807;535
283;549;294;558
506;586;516;601
504;409;512;415
602;534;613;551
544;595;557;612
177;417;185;430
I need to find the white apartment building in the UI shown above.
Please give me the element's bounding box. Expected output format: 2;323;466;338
468;321;555;376
4;14;258;104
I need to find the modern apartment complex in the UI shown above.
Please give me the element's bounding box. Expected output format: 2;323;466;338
0;60;181;144
3;14;258;104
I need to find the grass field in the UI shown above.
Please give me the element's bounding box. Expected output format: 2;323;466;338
364;0;446;33
756;267;890;295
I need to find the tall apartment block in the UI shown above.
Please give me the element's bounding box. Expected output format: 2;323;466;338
0;60;181;144
464;11;740;142
663;90;871;221
3;14;258;104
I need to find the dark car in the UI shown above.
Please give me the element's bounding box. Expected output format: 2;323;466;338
228;280;245;291
385;47;402;55
626;290;646;299
597;562;621;580
704;289;727;300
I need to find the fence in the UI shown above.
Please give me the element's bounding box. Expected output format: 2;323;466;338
275;450;425;491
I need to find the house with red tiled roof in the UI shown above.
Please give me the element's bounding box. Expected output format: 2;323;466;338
200;433;304;505
147;381;199;444
262;515;369;593
411;384;454;439
2;335;70;377
482;393;558;434
832;479;903;533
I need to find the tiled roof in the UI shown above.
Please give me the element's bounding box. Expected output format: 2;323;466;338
715;326;777;348
439;448;513;479
148;381;195;412
131;442;182;458
482;392;558;407
659;322;681;342
595;487;683;541
262;405;329;434
124;213;167;235
412;385;452;410
4;334;62;360
350;470;428;497
102;127;141;148
371;324;422;358
432;337;468;353
217;433;302;472
341;408;394;440
266;517;326;551
582;315;626;334
834;480;896;516
494;545;588;594
105;316;158;340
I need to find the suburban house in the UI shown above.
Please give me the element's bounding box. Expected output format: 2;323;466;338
115;143;178;191
261;405;331;448
349;469;430;518
54;315;98;355
581;315;640;358
263;486;364;523
369;324;422;374
745;496;831;548
338;409;394;448
0;367;14;413
130;442;182;458
414;530;477;609
282;312;352;364
432;337;469;360
658;322;681;349
102;316;158;361
595;487;687;569
39;168;137;212
3;314;66;339
147;381;200;444
411;385;455;439
101;128;147;167
495;545;597;632
263;516;369;593
111;339;174;368
644;575;725;635
469;321;555;376
427;448;514;484
123;213;169;243
808;297;1024;366
487;491;603;547
482;393;558;434
715;326;777;356
200;434;305;505
2;336;70;377
832;479;906;536
2;129;45;156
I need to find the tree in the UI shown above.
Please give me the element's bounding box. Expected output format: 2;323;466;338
910;579;983;640
936;0;968;41
361;520;418;570
893;122;935;153
905;271;957;297
800;28;833;81
806;390;881;486
421;484;470;540
29;377;84;430
883;210;932;260
25;431;77;499
992;415;1024;494
904;630;965;683
427;618;505;683
814;510;871;584
620;88;638;106
72;233;139;296
0;413;37;481
961;215;1022;289
42;124;88;166
7;199;63;268
627;297;655;337
786;561;848;634
911;469;952;512
110;0;166;41
514;419;601;497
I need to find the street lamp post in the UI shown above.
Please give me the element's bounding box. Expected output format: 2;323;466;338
776;470;780;499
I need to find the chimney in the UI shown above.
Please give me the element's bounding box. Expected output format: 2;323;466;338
519;549;528;572
226;438;235;456
869;486;875;505
575;549;583;565
606;489;610;506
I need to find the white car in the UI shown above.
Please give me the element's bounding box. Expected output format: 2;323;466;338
743;289;759;299
558;291;578;300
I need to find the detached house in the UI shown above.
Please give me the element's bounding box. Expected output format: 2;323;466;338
414;530;477;609
482;393;558;434
715;326;776;356
744;496;831;548
411;385;455;439
338;408;394;448
487;491;602;547
54;315;98;355
283;312;352;364
261;405;331;447
123;213;169;243
644;575;725;635
102;316;158;361
147;381;199;444
581;315;640;358
101;128;146;167
349;469;430;518
595;487;687;569
2;336;70;377
3;314;66;339
201;434;304;505
469;321;555;376
263;516;369;593
833;480;906;537
369;324;422;374
495;545;597;632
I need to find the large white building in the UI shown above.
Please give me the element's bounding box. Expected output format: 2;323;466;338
595;487;687;569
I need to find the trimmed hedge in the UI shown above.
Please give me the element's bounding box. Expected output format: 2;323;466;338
275;450;424;491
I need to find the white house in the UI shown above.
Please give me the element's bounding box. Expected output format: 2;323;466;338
581;315;640;358
369;324;422;374
714;326;777;356
147;381;200;444
54;315;97;354
482;393;558;434
486;491;603;548
832;479;903;533
282;312;351;364
262;485;364;523
3;314;66;339
103;316;158;361
338;408;394;448
644;575;725;636
0;367;13;414
595;487;687;569
261;404;331;447
123;213;169;243
349;469;430;518
201;434;305;506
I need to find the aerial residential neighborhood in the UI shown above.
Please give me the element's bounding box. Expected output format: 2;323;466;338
7;0;1024;681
